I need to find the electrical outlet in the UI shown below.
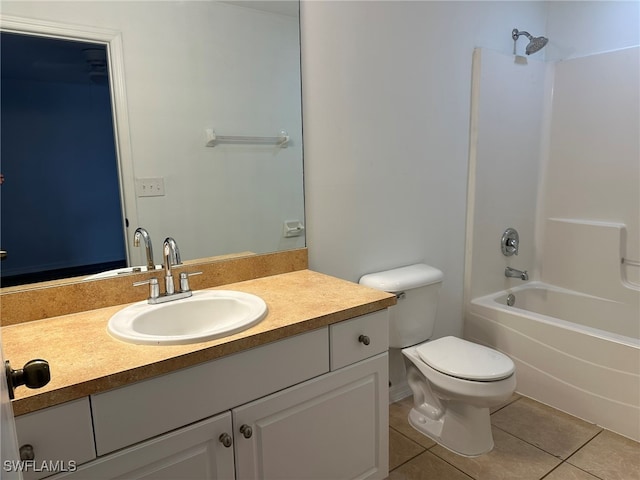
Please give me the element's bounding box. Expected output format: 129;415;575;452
136;177;165;197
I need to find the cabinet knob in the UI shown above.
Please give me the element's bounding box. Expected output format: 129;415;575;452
5;359;51;400
19;444;35;461
218;433;233;448
239;424;253;439
358;335;371;346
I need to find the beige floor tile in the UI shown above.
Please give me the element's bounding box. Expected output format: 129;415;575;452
388;451;473;480
389;397;436;449
491;396;602;459
567;430;640;480
389;427;425;471
543;463;601;480
430;426;561;480
490;392;521;414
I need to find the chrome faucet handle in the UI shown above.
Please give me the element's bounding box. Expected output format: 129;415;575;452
179;271;202;293
133;277;160;300
501;228;520;256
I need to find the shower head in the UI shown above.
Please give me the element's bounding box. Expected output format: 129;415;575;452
512;28;548;55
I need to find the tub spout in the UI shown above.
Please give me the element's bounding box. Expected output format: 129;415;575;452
505;267;528;281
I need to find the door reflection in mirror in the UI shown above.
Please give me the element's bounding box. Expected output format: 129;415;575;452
0;32;126;287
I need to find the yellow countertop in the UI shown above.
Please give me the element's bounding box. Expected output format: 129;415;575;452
3;270;395;416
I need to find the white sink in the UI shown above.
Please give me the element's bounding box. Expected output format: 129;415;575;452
108;290;267;345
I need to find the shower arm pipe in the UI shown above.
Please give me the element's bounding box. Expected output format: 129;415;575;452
512;29;533;41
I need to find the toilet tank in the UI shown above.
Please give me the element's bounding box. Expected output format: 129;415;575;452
359;264;443;348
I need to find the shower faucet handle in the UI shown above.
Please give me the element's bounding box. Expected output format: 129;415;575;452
501;228;520;256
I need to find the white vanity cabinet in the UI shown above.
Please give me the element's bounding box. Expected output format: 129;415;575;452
29;309;389;480
233;354;388;480
90;327;331;456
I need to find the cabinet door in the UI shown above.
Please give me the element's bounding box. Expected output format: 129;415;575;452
233;353;388;480
15;398;95;480
49;412;235;480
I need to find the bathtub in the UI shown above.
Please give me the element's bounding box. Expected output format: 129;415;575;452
465;281;640;441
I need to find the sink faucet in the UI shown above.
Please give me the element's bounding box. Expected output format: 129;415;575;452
162;237;182;295
133;227;156;271
505;266;529;281
164;237;181;267
134;237;200;304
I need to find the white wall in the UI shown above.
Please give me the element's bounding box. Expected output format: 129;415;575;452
1;1;304;265
300;1;547;397
301;1;547;341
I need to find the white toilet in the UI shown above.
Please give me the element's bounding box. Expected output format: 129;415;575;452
359;263;516;457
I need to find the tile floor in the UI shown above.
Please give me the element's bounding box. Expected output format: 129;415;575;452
388;395;640;480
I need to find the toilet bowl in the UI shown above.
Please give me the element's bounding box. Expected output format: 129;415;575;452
402;336;515;456
359;264;516;457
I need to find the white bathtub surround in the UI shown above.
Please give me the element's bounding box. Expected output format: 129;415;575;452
464;48;548;303
466;283;639;441
542;219;640;299
539;46;640;287
465;40;640;442
499;283;638;342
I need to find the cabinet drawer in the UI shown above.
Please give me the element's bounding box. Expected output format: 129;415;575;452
15;398;96;480
92;327;329;455
330;309;388;370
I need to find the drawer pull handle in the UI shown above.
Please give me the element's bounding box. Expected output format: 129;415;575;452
19;444;35;461
358;335;371;346
239;424;253;439
219;433;233;448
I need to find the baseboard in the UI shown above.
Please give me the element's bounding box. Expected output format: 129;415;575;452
389;382;412;404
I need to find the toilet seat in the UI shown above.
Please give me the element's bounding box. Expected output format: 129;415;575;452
416;336;514;381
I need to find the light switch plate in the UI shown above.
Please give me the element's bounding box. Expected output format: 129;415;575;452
136;177;165;197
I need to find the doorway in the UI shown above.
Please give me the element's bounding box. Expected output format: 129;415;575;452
0;32;126;286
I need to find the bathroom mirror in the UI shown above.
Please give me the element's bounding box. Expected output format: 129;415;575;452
0;1;304;289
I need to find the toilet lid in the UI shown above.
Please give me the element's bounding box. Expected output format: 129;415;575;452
416;337;514;381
